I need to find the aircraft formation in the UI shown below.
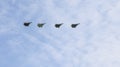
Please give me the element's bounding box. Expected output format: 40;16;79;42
24;22;80;28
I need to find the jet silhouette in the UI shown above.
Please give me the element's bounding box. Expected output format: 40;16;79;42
37;23;45;28
55;23;63;28
71;23;80;28
24;22;32;26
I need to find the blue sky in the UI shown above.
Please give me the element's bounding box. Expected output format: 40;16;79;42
0;0;120;67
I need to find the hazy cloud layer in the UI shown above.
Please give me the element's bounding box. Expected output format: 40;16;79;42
0;0;120;67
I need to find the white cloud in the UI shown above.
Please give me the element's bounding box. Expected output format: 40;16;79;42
0;0;120;67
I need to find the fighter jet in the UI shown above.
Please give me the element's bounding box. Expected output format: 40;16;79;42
37;23;45;28
55;23;63;28
71;23;80;28
24;22;32;26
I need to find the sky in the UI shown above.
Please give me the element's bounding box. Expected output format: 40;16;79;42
0;0;120;67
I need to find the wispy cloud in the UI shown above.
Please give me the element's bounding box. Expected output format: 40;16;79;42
0;0;120;67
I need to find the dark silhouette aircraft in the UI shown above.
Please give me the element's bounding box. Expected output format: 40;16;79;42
55;23;63;28
37;23;45;28
71;23;80;28
24;22;32;26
